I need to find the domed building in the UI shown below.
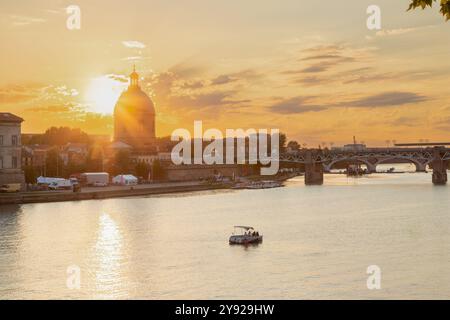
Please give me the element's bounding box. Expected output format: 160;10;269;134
114;67;156;151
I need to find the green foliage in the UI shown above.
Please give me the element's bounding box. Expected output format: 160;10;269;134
135;162;151;179
287;140;300;151
23;127;91;146
45;149;64;177
279;133;287;150
151;159;165;181
114;150;131;174
63;162;86;178
408;0;450;20
86;146;104;172
23;165;37;184
156;136;178;152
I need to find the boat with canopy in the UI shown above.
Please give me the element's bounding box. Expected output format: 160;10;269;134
229;226;263;245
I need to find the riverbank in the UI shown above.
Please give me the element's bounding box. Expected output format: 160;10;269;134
0;181;232;205
0;173;300;206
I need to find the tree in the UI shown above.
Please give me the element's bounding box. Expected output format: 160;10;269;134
287;140;300;151
114;150;130;174
156;136;178;152
24;127;91;146
135;162;151;180
279;133;287;151
408;0;450;20
86;145;104;172
23;165;37;184
151;159;165;181
64;161;86;178
45;148;64;177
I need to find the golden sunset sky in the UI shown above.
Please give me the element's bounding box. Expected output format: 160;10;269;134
1;0;449;146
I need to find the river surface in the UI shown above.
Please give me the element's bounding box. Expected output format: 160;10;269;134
1;167;450;299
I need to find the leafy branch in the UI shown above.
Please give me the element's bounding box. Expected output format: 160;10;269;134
408;0;450;20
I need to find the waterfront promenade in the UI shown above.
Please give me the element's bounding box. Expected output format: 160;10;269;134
0;181;231;205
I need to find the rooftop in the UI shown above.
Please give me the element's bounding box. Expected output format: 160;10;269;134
0;112;24;123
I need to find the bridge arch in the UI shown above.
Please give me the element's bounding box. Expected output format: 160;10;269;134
324;158;376;173
375;157;428;172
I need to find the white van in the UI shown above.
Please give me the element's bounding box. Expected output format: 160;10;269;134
48;179;73;190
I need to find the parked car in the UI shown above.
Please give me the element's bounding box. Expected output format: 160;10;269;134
0;184;21;193
48;179;73;190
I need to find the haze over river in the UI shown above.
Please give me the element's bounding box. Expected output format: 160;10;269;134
1;165;450;299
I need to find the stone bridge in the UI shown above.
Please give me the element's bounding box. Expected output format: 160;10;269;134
280;146;450;185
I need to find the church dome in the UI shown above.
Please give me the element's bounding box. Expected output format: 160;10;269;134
115;87;155;115
113;67;156;149
114;66;155;114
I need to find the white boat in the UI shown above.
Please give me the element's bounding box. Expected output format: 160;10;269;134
229;226;263;245
231;182;248;189
246;180;282;189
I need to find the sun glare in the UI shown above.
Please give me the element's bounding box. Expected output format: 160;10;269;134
85;75;128;114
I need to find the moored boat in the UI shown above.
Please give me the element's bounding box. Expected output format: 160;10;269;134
233;180;282;189
229;226;263;245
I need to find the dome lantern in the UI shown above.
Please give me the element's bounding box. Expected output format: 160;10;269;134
129;64;139;88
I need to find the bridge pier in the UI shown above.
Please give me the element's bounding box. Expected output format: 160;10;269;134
432;147;448;185
415;163;427;172
367;163;377;174
305;150;323;185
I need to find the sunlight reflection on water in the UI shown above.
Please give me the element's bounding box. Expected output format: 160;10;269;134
1;169;450;299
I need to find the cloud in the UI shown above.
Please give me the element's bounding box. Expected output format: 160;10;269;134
210;74;237;85
268;97;327;114
0;84;43;104
122;56;151;61
434;116;450;131
302;44;345;54
343;72;394;84
27;104;76;113
169;61;207;78
299;65;330;74
169;91;249;110
365;25;437;40
345;92;428;108
108;74;129;83
390;116;422;127
283;57;355;75
281;44;359;75
301;54;346;61
181;80;204;90
149;71;179;100
376;27;418;37
122;41;146;49
9;15;46;26
0;92;36;103
293;76;329;86
375;25;435;37
268;91;428;115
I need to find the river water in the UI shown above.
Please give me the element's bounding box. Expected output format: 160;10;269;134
1;167;450;299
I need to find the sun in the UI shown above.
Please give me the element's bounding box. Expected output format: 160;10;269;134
85;75;128;114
